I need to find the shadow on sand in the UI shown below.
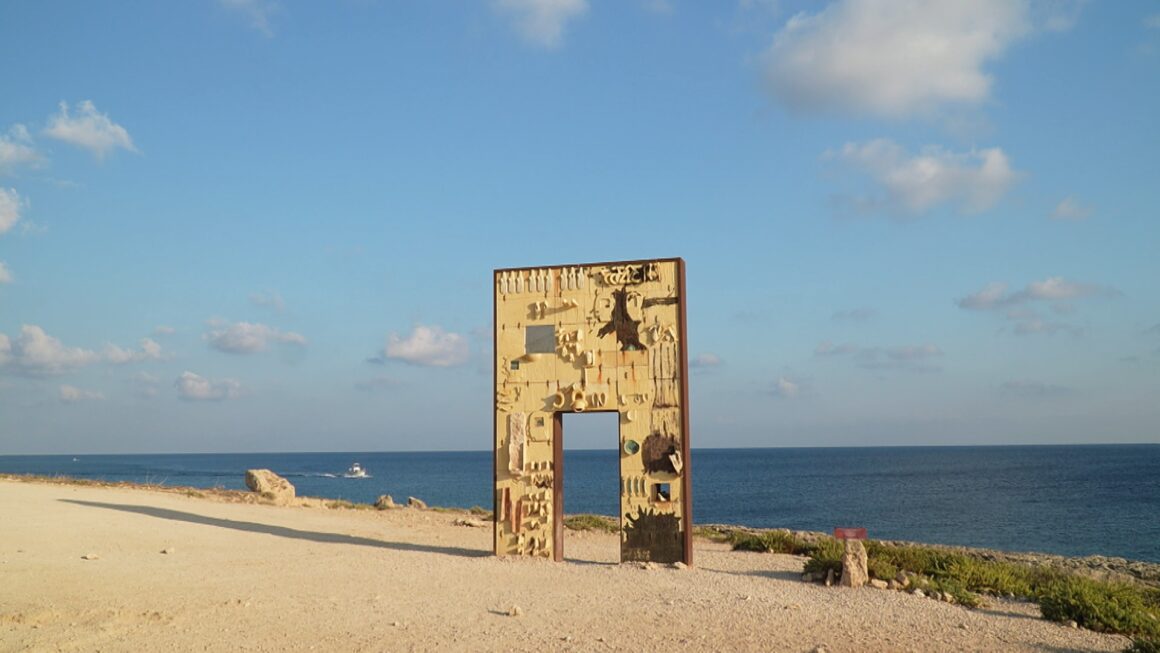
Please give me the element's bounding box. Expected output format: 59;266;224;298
59;499;489;560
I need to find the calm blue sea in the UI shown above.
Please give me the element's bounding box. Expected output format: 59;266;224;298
1;445;1158;563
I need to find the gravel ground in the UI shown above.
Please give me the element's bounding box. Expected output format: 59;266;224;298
0;479;1131;652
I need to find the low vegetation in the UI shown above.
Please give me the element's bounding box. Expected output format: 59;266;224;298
729;530;817;556
563;514;619;533
795;539;1160;643
1126;638;1160;653
325;499;373;510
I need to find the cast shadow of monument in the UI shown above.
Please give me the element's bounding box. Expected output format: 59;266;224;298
60;499;488;560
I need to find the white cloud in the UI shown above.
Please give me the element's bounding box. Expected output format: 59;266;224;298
0;325;101;374
957;276;1117;310
175;371;242;401
494;0;588;48
761;0;1033;118
957;282;1010;310
815;340;942;371
0;125;41;173
378;325;469;367
771;376;800;398
958;276;1115;336
690;353;722;368
0;187;26;235
44;101;137;159
249;290;286;313
103;338;164;364
0;261;11;284
831;139;1019;216
219;0;279;37
1050;196;1093;221
59;385;105;403
0;325;170;374
204;320;306;354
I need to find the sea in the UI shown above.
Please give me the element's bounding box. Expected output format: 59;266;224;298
1;445;1158;563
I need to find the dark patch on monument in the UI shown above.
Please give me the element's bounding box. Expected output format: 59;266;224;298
622;508;683;563
597;288;645;352
641;296;678;309
641;433;680;474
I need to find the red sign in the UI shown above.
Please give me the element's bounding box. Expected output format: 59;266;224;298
833;527;867;540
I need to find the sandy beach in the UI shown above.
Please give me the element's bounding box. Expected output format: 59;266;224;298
0;478;1131;652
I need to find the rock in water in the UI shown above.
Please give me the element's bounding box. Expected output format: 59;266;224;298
244;469;296;505
407;496;427;509
838;539;868;588
374;495;397;510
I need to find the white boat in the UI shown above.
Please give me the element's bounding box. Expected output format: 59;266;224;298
344;462;369;478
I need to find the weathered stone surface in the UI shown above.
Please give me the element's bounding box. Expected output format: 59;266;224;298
838;539;868;588
824;569;834;587
244;469;296;505
407;496;427;509
374;494;396;510
895;571;910;588
869;579;889;590
670;561;688;570
452;518;488;528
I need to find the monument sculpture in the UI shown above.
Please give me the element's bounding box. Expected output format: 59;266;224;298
493;258;692;564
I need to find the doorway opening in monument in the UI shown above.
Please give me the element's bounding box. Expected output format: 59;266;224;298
561;411;620;563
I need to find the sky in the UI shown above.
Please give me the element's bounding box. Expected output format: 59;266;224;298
1;0;1158;454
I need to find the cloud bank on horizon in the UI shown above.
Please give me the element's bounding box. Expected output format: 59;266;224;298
0;0;1156;453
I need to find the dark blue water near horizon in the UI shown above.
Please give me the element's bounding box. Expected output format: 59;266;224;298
2;445;1158;563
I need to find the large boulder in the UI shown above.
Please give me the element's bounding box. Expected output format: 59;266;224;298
245;469;296;505
839;539;869;588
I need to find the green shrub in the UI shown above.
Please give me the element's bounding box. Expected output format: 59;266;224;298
1126;638;1160;653
1038;576;1159;636
692;526;735;543
563;514;619;533
799;538;1159;637
730;531;812;555
326;499;372;510
864;542;1057;600
803;538;844;577
866;557;898;581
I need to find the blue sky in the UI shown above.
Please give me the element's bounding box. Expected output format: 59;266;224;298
1;0;1157;454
